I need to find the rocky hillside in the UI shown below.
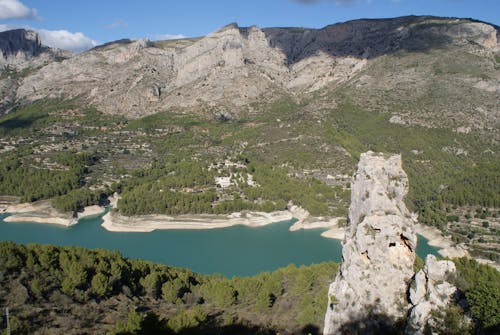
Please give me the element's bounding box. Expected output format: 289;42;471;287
0;29;70;69
0;29;71;113
0;16;498;123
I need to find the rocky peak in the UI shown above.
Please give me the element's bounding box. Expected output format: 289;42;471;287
0;29;43;64
324;151;417;334
0;28;71;71
323;151;460;334
0;29;72;114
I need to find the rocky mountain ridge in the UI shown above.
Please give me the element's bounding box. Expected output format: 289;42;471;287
0;29;71;113
0;29;71;69
0;16;498;121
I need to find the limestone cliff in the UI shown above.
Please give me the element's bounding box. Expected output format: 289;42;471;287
0;29;70;69
323;152;459;334
1;16;496;118
0;29;71;113
324;151;417;334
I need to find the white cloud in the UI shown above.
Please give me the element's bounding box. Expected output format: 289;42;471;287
0;0;37;20
37;29;98;53
155;33;186;41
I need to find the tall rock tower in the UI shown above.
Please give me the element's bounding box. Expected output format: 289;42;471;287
324;151;417;334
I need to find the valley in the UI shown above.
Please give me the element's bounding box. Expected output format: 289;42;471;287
0;12;499;334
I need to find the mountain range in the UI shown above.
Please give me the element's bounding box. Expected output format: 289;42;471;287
1;15;498;127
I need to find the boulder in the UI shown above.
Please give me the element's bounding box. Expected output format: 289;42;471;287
406;255;457;334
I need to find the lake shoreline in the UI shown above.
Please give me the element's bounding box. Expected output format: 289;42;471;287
101;204;347;233
1;200;106;227
1;198;471;262
1;197;345;236
413;223;469;258
101;209;295;232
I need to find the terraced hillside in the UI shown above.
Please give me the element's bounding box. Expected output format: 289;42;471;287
0;15;498;262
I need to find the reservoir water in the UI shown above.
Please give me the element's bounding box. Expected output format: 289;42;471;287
0;212;439;277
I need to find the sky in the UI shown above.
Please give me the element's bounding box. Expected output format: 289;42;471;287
0;0;499;52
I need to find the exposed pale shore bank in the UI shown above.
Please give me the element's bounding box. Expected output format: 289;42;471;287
321;226;345;240
0;196;331;233
101;209;294;232
100;204;345;235
1;200;106;227
414;224;469;258
287;206;345;239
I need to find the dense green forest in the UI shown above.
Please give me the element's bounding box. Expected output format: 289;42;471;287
0;242;498;334
0;152;97;204
114;159;348;217
0;242;334;334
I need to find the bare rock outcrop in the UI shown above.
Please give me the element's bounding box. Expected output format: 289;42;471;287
324;151;417;334
0;29;71;113
7;16;496;118
0;29;44;67
323;152;461;334
406;255;457;334
0;29;71;70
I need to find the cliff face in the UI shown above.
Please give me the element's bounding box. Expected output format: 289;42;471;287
0;29;71;113
1;16;496;118
0;29;43;64
323;152;459;334
0;29;70;69
324;151;417;334
13;23;363;117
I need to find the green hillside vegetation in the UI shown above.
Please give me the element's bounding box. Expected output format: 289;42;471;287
322;102;499;228
0;151;97;204
453;257;500;332
0;93;497;258
0;99;121;138
0;98;496;222
0;242;335;334
114;158;348;216
0;242;498;334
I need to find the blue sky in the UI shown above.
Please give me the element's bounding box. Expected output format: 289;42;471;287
1;0;499;52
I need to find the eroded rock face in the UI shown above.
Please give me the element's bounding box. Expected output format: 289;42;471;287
5;16;497;118
0;29;71;113
323;151;417;334
0;29;43;66
406;255;457;334
0;29;71;69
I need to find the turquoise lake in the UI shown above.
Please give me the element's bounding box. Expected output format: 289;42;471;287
0;213;439;277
